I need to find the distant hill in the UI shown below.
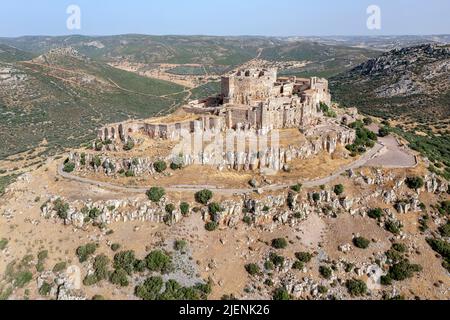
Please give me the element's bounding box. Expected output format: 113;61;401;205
0;35;380;77
0;47;187;160
0;44;35;62
330;44;450;122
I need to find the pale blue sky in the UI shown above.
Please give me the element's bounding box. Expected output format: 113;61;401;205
0;0;449;37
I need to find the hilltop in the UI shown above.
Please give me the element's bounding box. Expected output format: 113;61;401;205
330;44;450;122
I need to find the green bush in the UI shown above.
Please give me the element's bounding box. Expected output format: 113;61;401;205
388;260;422;281
153;161;167;173
368;208;383;220
146;187;165;203
76;243;97;263
291;184;302;192
353;237;370;249
295;252;312;263
378;126;391;137
346;279;367;296
180;202;190;216
273;287;291;300
264;260;275;271
111;243;121;252
123;140;135;151
426;238;450;272
271;238;288;249
269;253;285;267
63;162;75;173
134;259;147;273
380;275;393;286
170;162;183;170
319;266;332;279
39;282;52;296
52;262;67;273
165;203;176;214
208;202;223;216
195;189;213;205
438;222;450;237
14;271;33;288
174;240;188;252
385;220;403;235
312;193;321;202
110;269;129;287
113;251;136;275
292;261;304;270
405;177;424;190
205;221;219;232
334;184;345;196
135;276;164;300
243;216;252;225
0;238;8;250
392;243;407;253
245;263;261;276
93;254;110;281
145;250;172;273
53;198;69;220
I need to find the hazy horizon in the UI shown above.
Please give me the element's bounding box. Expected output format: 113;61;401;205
1;0;449;38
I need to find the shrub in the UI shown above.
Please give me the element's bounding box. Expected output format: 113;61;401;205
269;253;285;267
405;177;424;190
135;276;164;300
292;261;304;270
165;203;176;214
170;162;183;170
380;275;393;286
174;240;188;252
145;250;172;273
295;252;312;263
208;202;223;216
76;243;97;263
53;262;67;273
312;193;321;202
319;266;332;279
134;259;147;273
439;222;450;237
180;202;190;216
123;140;135;151
63;162;75;173
333;184;344;196
0;238;8;250
92;295;105;300
385;220;403;235
378;126;391;137
39;282;52;296
245;263;261;276
273;287;291;300
346;279;367;296
195;189;213;205
153;161;167;173
318;285;328;294
146;187;165;203
92;254;110;281
53;198;69;220
110;269;129;287
243;216;252;225
271;238;288;249
205;221;218;232
111;243;121;252
113;251;136;275
368;208;383;220
291;184;302;192
392;243;407;253
353;237;370;249
264;260;275;271
363;117;373;126
388;260;422;281
426;238;450;272
15;271;33;288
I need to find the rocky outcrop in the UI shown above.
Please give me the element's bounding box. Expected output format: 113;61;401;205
41;196;183;228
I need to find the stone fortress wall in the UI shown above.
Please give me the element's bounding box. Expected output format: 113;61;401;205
94;68;356;173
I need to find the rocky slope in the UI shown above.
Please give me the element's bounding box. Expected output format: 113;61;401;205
330;44;450;122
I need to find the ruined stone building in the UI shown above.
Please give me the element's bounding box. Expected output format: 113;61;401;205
98;68;333;141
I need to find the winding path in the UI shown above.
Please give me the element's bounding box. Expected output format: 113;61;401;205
57;142;388;195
